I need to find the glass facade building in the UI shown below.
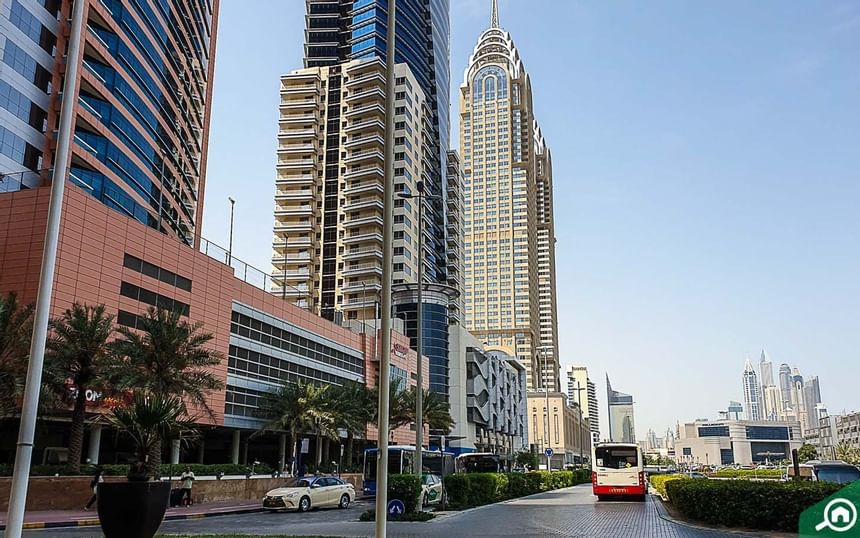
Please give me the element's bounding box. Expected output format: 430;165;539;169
303;0;451;291
0;0;219;246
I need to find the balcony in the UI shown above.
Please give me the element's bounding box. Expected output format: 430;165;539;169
276;159;316;172
343;134;384;150
274;189;313;201
342;197;383;212
341;280;382;294
341;263;383;278
280;113;318;124
345;87;384;104
342;181;384;196
343;149;384;166
345;71;385;88
277;128;317;139
342;246;383;261
279;98;318;111
345;102;385;120
277;144;317;156
342;231;384;245
274;205;314;217
272;253;311;265
272;269;311;281
273;237;313;249
343;165;383;182
344;118;385;135
274;221;314;233
280;83;318;95
275;174;315;186
342;214;383;229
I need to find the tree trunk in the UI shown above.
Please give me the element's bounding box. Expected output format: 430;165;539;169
290;428;298;476
147;438;162;478
67;388;87;473
315;433;322;467
346;432;354;467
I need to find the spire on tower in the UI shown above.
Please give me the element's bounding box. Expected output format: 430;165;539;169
491;0;500;28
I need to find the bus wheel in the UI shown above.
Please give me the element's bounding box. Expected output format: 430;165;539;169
596;495;605;502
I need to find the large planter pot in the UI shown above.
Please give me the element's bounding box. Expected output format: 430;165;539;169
97;481;171;538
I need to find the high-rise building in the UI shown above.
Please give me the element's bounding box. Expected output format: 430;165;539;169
778;363;792;408
804;376;822;429
566;365;599;443
0;0;220;246
459;1;560;391
762;385;784;421
298;0;452;319
742;357;764;421
606;374;635;443
759;349;774;386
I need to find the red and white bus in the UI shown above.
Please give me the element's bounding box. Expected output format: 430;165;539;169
592;442;646;501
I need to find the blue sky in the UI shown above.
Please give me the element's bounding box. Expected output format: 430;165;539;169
201;0;860;439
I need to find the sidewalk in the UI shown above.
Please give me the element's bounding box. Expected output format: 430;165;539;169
0;500;263;531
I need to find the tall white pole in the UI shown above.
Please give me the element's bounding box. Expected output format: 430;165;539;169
375;0;396;535
414;185;424;476
4;1;86;535
543;348;550;471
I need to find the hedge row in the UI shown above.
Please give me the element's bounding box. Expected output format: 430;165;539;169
664;478;842;532
648;474;688;499
444;470;590;510
711;468;782;479
0;463;274;477
388;474;422;514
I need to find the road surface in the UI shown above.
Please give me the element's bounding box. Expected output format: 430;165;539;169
25;484;761;537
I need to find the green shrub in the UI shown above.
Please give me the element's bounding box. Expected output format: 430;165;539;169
649;474;688;499
665;478;842;532
711;468;782;479
388;474;421;514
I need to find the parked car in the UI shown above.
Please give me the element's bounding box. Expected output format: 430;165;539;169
421;473;443;506
262;476;354;512
789;461;860;485
688;472;708;479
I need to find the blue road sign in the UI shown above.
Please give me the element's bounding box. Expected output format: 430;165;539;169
544;447;554;458
388;499;405;518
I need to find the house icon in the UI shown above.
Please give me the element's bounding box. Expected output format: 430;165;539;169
831;505;852;525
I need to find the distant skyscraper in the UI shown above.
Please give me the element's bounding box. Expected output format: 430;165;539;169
743;357;764;421
664;427;675;450
762;385;784;421
727;400;744;421
790;368;810;434
607;374;635;443
759;349;774;386
459;1;560;391
0;0;220;246
566;366;599;442
778;363;793;408
804;376;822;432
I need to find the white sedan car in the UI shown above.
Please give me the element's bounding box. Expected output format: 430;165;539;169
263;476;355;512
421;473;443;506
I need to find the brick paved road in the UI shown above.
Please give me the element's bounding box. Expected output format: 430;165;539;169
25;484;762;537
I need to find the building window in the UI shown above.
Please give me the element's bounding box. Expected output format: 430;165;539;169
119;281;190;316
123;254;192;291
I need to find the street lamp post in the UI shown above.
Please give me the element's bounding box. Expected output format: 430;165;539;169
374;1;397;535
227;197;235;266
5;0;86;535
396;181;441;477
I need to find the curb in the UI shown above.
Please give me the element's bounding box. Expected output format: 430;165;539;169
0;506;264;531
651;495;769;537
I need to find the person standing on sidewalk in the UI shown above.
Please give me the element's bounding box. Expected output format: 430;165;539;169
180;466;195;507
83;468;104;510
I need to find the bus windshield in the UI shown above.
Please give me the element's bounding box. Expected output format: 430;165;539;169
595;446;639;469
363;450;408;481
815;465;860;484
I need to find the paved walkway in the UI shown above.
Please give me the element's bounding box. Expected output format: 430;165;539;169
24;485;768;537
1;500;262;531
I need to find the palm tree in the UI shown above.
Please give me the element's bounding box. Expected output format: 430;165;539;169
402;387;455;434
44;303;115;472
256;381;338;474
327;381;375;466
0;293;33;416
371;377;412;431
835;442;860;465
110;307;224;474
108;391;198;480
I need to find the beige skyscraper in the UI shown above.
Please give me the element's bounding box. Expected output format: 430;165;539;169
459;2;560;391
273;59;427;317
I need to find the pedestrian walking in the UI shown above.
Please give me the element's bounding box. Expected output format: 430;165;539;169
180;466;195;507
83;468;104;510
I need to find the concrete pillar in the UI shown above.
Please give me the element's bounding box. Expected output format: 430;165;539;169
86;424;102;465
170;439;180;464
197;438;205;464
241;437;248;465
278;433;287;472
231;430;240;465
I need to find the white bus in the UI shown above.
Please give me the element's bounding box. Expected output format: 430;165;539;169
455;453;501;474
592;442;646;501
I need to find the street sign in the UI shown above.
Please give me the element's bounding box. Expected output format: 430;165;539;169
544;447;554;458
300;438;310;454
387;499;405;519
